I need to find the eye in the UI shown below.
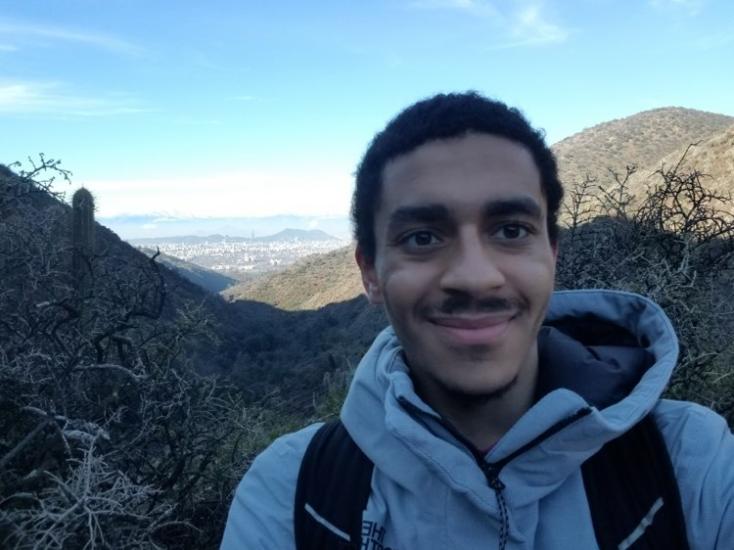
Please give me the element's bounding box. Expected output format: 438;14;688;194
495;223;530;240
399;230;441;250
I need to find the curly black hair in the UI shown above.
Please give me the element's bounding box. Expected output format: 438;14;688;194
352;91;563;261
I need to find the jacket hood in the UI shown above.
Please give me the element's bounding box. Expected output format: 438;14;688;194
340;289;679;515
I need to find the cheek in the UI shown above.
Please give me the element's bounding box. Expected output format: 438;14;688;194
382;261;435;294
380;263;437;317
513;247;556;277
515;256;556;301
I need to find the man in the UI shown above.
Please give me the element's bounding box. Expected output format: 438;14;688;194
221;92;734;549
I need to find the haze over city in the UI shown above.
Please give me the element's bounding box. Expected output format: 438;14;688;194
2;0;733;239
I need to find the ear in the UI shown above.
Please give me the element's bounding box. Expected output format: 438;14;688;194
355;246;383;304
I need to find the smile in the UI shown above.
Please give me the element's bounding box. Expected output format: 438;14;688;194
428;313;516;347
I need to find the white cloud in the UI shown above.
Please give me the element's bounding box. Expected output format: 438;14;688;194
408;0;567;48
509;4;568;46
0;18;142;55
0;80;146;117
82;166;354;219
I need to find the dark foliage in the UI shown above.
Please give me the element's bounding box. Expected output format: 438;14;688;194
0;163;248;548
0;160;382;549
557;149;734;423
2;144;733;548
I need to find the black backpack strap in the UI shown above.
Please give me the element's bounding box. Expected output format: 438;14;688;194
294;419;374;550
582;414;689;549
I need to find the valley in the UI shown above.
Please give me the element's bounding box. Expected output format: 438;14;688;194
3;104;734;549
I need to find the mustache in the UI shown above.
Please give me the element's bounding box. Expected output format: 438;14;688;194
430;293;525;316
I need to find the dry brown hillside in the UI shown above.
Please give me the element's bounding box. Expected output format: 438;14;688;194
553;107;734;189
225;107;734;311
223;245;363;310
628;123;734;197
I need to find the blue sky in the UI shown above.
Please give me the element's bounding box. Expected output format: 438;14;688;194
1;0;733;233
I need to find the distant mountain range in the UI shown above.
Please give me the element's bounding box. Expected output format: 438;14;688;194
100;214;351;241
4;102;733;439
7;105;732;550
5;105;732;384
0;165;384;399
235;106;734;310
129;228;341;246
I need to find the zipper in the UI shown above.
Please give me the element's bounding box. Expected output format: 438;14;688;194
399;396;592;550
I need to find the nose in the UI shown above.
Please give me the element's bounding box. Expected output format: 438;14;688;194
439;230;506;295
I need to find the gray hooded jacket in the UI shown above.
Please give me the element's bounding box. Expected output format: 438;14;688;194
221;290;734;549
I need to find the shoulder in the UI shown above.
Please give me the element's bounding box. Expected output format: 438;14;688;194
652;399;733;478
255;421;323;468
220;422;322;549
653;399;734;548
653;399;732;458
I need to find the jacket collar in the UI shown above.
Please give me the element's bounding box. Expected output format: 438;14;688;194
341;290;679;511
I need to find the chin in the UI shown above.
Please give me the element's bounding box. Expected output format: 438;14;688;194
442;372;520;405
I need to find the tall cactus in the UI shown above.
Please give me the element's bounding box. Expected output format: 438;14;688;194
71;187;95;295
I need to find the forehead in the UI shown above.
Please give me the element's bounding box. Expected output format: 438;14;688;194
379;133;543;215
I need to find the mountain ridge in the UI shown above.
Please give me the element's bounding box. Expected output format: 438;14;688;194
223;245;363;310
233;106;734;310
139;247;238;293
552;106;734;189
628;124;734;197
129;227;340;245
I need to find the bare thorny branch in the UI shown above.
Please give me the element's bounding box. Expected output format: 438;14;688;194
1;163;245;548
557;145;734;420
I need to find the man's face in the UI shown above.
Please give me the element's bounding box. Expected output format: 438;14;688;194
357;133;557;404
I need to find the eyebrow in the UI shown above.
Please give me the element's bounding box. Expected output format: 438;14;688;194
386;197;543;234
482;197;543;220
387;204;451;234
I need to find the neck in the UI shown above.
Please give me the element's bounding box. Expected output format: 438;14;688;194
443;375;537;450
414;347;539;451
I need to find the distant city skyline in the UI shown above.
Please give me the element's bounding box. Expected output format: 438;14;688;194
2;0;733;233
101;213;353;241
131;228;346;276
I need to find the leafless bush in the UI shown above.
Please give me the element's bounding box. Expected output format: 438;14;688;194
558;149;734;422
1;440;179;550
0;162;247;548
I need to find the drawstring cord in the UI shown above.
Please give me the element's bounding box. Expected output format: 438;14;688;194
478;407;593;549
493;479;509;550
482;463;509;550
398;395;592;550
